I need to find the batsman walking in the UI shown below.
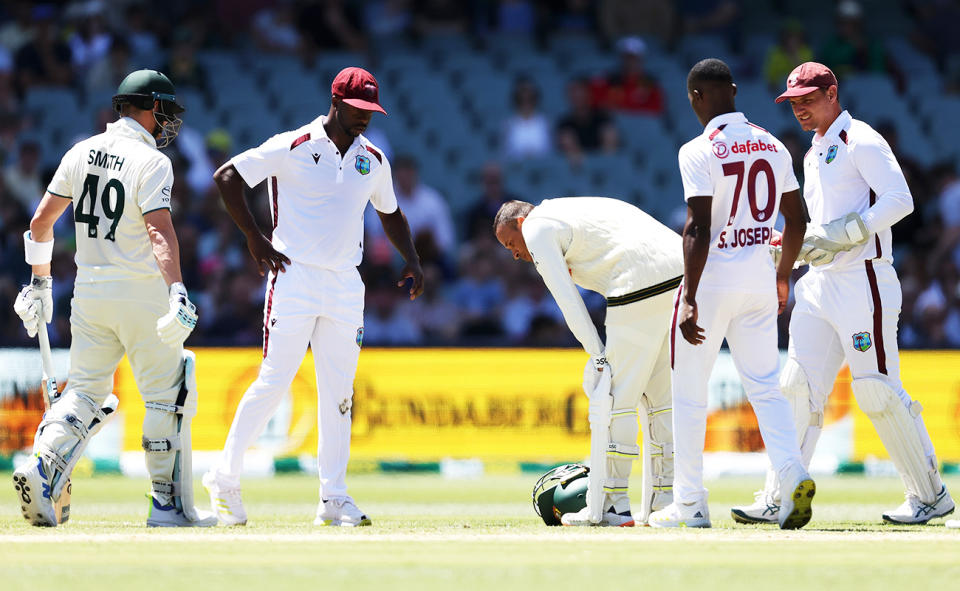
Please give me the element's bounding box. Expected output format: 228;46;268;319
203;67;423;526
731;62;954;525
494;196;681;526
12;70;213;527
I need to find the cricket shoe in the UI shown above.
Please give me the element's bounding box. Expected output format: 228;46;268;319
560;506;635;527
778;463;815;530
202;471;247;526
314;496;371;527
12;455;58;527
731;490;780;525
146;497;218;527
882;486;955;525
945;519;960;529
648;500;711;528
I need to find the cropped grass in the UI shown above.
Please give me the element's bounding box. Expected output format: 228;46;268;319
2;472;958;590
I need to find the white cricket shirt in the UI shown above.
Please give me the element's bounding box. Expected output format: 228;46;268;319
678;112;799;292
47;117;173;284
230;115;397;270
802;110;913;271
522;197;683;356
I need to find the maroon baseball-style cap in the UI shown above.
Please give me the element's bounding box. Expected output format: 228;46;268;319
775;62;838;103
331;67;387;114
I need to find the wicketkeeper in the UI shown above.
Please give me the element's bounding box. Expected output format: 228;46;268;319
494;197;682;526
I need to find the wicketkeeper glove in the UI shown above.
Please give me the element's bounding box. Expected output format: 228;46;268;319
801;212;869;266
156;282;198;346
582;354;611;398
14;274;53;338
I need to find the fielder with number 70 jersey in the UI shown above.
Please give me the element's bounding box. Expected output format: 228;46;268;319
649;58;814;530
494;196;682;526
11;70;215;528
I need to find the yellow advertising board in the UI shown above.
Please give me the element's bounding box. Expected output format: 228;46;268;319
110;348;960;464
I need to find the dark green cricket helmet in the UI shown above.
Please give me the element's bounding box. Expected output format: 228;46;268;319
112;69;184;148
532;463;589;526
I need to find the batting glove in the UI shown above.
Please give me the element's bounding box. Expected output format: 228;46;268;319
582;354;611;399
156;282;198;347
14;274;53;338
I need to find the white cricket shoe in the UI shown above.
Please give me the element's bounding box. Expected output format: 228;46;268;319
778;463;815;530
945;519;960;529
12;455;59;527
882;486;955;525
314;496;371;527
146;497;218;527
731;490;780;525
202;471;247;526
560;506;636;527
648;500;711;528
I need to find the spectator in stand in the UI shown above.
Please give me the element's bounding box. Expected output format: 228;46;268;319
679;0;741;49
365;0;413;38
162;37;205;91
86;35;133;95
65;1;111;74
590;36;665;116
819;0;905;91
14;7;73;91
408;264;461;343
932;164;960;269
123;3;160;61
364;154;455;272
0;0;36;54
450;242;506;338
557;77;619;159
465;161;519;241
3;140;42;210
764;20;814;91
298;0;368;54
502;76;551;158
252;1;302;55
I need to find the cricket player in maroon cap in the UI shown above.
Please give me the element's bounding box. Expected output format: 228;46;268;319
731;62;954;525
202;67;423;526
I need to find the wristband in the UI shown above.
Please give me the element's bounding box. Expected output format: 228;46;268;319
24;231;54;265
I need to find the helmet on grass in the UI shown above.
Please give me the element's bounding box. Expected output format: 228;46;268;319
532;463;589;526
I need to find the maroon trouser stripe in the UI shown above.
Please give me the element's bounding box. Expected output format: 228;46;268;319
262;272;279;358
271;176;279;229
669;285;683;369
864;260;887;375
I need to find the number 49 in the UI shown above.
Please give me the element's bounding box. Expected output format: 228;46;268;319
722;159;776;225
75;173;125;241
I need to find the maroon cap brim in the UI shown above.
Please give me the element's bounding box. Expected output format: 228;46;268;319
342;97;387;115
775;85;821;103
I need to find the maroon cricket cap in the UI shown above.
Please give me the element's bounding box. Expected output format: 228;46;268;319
775;62;838;103
331;67;387;114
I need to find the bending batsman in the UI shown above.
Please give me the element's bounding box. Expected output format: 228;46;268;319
732;62;954;525
494;197;681;526
649;59;813;529
12;70;214;527
202;67;423;526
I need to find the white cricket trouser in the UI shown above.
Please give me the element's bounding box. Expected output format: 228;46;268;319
68;276;182;406
211;263;364;499
604;291;674;517
789;261;936;461
670;286;801;504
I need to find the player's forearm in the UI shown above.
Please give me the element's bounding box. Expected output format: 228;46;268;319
378;209;420;264
214;164;263;238
681;223;710;302
148;225;183;286
778;217;806;280
28;193;71;277
861;191;913;235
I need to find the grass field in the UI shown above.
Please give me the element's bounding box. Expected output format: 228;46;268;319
2;471;958;590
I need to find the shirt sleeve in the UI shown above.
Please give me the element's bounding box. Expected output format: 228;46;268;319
678;141;713;201
523;217;604;356
852;133;914;233
229;133;289;187
781;151;800;193
138;155;174;214
369;155;398;214
46;145;79;199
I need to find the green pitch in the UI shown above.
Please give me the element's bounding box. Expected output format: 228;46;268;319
2;472;958;590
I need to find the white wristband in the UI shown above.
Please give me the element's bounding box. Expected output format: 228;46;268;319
24;231;54;265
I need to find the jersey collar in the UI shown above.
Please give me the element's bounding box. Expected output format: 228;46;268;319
814;110;851;145
107;117;158;148
702;111;747;136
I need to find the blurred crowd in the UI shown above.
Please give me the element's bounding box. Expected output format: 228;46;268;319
1;0;959;349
